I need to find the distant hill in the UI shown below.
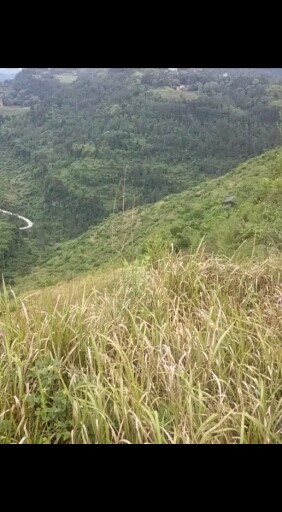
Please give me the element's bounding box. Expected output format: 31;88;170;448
0;67;281;243
260;68;282;78
208;68;282;78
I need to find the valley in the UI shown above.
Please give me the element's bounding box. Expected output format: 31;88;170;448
0;68;282;444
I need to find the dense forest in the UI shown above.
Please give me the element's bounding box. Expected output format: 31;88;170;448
1;67;282;282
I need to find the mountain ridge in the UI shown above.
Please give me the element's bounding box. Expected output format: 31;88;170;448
14;146;282;291
1;67;282;287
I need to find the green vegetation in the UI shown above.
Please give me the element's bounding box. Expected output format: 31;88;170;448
0;214;39;285
0;105;30;116
1;69;282;444
269;82;282;108
56;73;77;84
0;67;281;252
150;86;199;101
0;218;19;266
1;250;281;443
21;147;282;290
0;66;281;287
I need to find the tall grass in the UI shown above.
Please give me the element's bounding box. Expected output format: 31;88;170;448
0;249;282;443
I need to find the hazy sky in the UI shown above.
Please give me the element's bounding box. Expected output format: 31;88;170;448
0;68;21;72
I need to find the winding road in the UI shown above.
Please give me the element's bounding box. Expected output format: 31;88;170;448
0;209;33;230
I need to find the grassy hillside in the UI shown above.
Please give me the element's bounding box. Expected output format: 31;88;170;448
0;67;281;250
1;69;282;445
20;147;282;290
1;250;281;443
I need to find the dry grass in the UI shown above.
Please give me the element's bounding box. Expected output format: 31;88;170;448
0;249;282;443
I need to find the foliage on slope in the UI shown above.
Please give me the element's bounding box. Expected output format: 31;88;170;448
18;147;282;290
1;250;282;443
0;67;281;248
0;215;39;284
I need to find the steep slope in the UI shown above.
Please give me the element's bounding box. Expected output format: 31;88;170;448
19;147;282;290
1;250;282;443
0;67;281;247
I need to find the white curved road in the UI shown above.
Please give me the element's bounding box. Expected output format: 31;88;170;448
0;208;33;230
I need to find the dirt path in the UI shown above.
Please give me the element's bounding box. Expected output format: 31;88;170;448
0;208;33;230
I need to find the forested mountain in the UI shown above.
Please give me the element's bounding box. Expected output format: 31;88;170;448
17;147;282;291
1;69;282;445
1;67;282;283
